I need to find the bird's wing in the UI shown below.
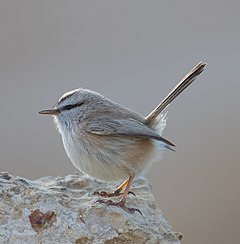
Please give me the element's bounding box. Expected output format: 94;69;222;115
85;118;175;147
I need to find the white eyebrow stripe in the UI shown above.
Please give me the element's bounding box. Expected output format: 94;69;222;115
58;91;76;105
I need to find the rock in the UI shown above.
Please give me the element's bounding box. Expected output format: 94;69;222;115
0;172;182;243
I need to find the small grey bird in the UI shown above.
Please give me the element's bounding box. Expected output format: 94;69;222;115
39;62;206;213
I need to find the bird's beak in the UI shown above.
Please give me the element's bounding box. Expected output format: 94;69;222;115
38;109;60;115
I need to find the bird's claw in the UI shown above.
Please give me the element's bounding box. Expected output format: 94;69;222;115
93;190;136;197
93;190;122;197
128;191;136;196
96;199;142;215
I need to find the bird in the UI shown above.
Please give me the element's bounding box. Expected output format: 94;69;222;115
39;62;206;214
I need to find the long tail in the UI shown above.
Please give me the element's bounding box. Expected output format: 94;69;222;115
145;62;206;125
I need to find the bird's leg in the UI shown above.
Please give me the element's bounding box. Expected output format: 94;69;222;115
96;175;142;214
93;177;133;197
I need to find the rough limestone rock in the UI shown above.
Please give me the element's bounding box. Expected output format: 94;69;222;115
0;172;182;243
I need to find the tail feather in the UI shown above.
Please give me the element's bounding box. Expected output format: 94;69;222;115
145;62;206;125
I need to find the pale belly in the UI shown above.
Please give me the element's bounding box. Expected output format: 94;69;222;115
61;132;162;182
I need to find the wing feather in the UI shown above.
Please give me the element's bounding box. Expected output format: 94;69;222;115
85;118;175;147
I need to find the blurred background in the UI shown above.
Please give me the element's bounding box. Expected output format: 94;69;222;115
0;1;239;243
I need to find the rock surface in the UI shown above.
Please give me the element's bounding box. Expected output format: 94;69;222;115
0;172;181;243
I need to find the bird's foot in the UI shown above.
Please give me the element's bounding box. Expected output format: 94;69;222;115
93;189;135;198
96;198;142;215
93;190;122;197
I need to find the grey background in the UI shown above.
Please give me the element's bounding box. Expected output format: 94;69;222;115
1;1;239;243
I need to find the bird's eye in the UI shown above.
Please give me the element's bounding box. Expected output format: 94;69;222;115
61;102;84;111
63;104;76;110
